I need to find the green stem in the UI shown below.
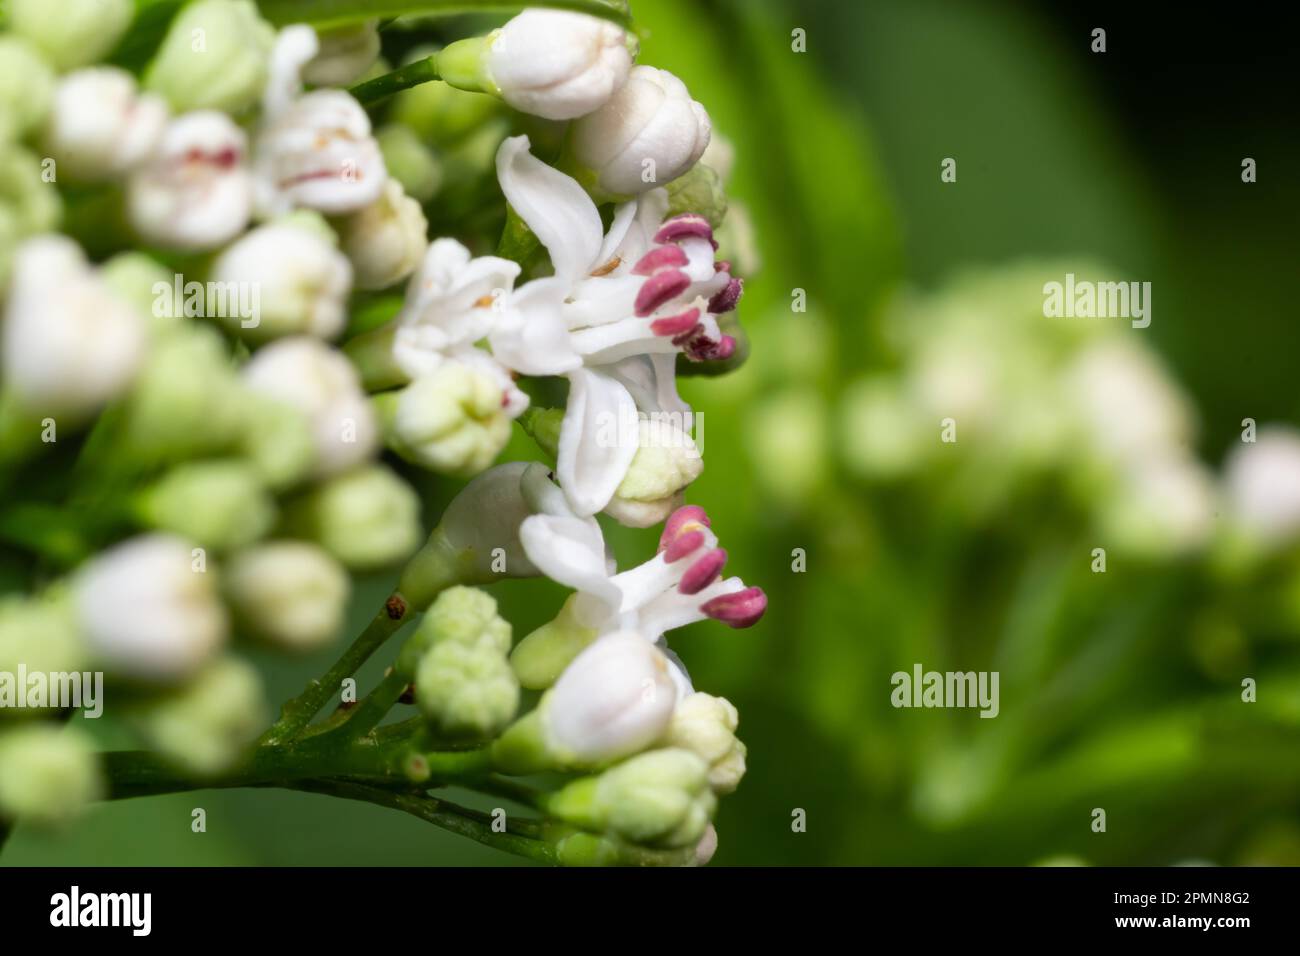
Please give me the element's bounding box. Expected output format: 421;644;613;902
342;667;412;737
260;594;412;746
350;54;441;104
287;778;559;864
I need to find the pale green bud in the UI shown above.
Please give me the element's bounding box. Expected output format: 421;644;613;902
390;46;503;147
225;542;349;651
375;363;510;477
397;585;511;678
665;162;727;229
136;459;276;551
415;639;519;738
614;417;703;504
510;593;597;690
122;326;248;463
0;37;55;141
288;464;422;570
0;144;62;241
100;252;182;334
130;656;266;777
663;692;746;794
375;124;443;203
237;396;316;491
301;21;381;87
0;724;102;826
143;0;275;114
0;591;87;701
334;179;428;291
8;0;131;71
545;748;715;849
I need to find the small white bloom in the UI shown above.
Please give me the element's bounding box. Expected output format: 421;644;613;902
571;65;711;196
542;632;678;765
75;534;228;682
225;541;350;650
254;26;387;217
208;220;352;341
126;110;254;251
2;235;147;419
1101;456;1218;558
337;179;428;291
486;10;634;120
1224;425;1300;545
302;21;382;86
44;68;168;181
242;337;379;477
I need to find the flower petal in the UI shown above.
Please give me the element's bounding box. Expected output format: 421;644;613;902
496;135;602;285
489;277;582;376
557;367;640;516
519;513;621;614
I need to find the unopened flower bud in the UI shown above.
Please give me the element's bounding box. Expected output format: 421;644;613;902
397;586;513;679
375;363;511;477
144;0;275;114
0;724;102;826
376;124;443;203
2;235;146;420
390;50;503;147
609;416;703;526
75;535;228;682
287;465;422;570
665;161;727;229
663;692;746;794
493;632;678;773
444;10;633;121
570;66;710;197
136;460;276;551
237;396;317;491
130;656;266;777
0;37;55;142
8;0;131;71
43;68;167;182
335;179;428;291
242;337;379;477
126;110;253;251
545;748;715;849
302;21;381;86
416;638;519;738
224;541;349;651
0;591;87;690
208;219;352;342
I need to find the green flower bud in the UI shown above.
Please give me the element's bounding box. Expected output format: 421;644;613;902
136;459;276;551
287;464;422;570
0;724;102;826
509;593;597;690
237;396;316;492
375;124;443;203
517;405;563;460
224;542;349;651
397;585;511;678
143;0;275;114
334;179;428;292
0;37;55;141
0;591;87;705
121;326;248;463
100;252;182;335
548;826;705;867
390;46;503;147
8;0;131;71
613;417;703;504
374;363;511;477
415;639;519;738
130;656;266;777
665;162;727;229
544;748;715;850
0;146;62;284
662;692;746;794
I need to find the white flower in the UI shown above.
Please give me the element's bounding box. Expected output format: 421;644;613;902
1101;456;1218;558
225;541;350;650
44;68;167;182
126;110;253;251
519;501;767;644
337;179;428;291
540;632;678;765
392;237;578;416
242;337;379;477
254;26;387;217
208;220;352;341
571;65;711;196
496;136;742;516
301;21;381;87
1224;426;1300;545
2;235;146;418
486;10;633;120
74;534;227;682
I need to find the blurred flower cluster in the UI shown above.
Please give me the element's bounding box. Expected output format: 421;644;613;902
0;0;766;865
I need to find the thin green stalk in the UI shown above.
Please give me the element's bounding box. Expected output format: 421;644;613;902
261;594;412;745
350;55;441;104
287;778;559;864
342;667;412;737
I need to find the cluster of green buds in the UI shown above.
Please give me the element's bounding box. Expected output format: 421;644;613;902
0;1;762;866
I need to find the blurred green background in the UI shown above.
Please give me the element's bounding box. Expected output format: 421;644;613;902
7;0;1299;866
